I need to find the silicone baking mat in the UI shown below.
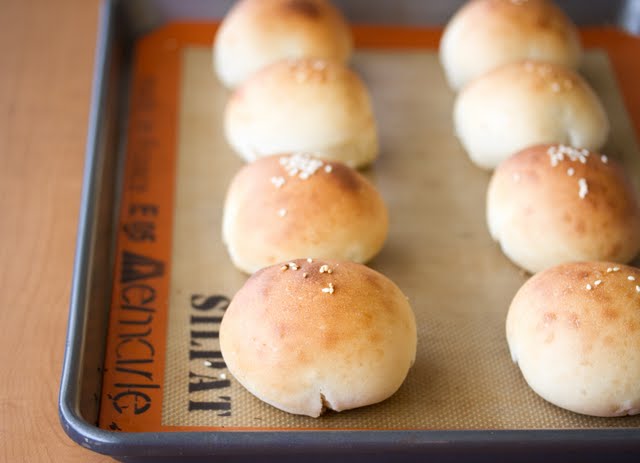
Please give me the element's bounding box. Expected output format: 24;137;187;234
98;23;640;432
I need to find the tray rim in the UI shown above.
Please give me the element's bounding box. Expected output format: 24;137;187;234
59;0;640;459
58;0;116;448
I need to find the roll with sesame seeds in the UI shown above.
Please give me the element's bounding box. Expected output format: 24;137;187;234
506;261;640;417
223;58;378;168
219;258;417;417
440;0;582;91
222;153;388;273
454;60;609;169
487;144;640;274
214;0;352;88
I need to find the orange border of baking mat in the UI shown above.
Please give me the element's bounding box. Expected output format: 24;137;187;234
98;23;640;433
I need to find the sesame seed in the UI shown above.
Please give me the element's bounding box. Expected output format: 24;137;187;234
219;373;227;380
303;272;308;278
280;153;325;179
607;267;613;273
280;265;288;271
613;267;620;272
278;208;287;217
288;262;299;270
537;65;551;76
307;258;313;263
628;276;636;281
319;264;330;274
321;283;335;294
601;155;608;164
586;284;592;290
578;178;588;199
567;167;575;176
324;165;333;173
594;280;602;286
203;360;213;367
636;285;640;293
270;176;285;188
548;145;590;166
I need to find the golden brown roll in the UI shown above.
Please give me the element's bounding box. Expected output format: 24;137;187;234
224;58;378;168
214;0;353;88
440;0;581;90
220;258;417;417
222;153;388;273
507;261;640;417
454;61;609;169
487;144;640;274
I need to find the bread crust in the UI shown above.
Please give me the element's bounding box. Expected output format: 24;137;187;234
220;258;417;417
454;61;609;169
440;0;581;90
214;0;352;88
222;154;388;273
487;144;640;273
224;58;378;168
507;261;640;417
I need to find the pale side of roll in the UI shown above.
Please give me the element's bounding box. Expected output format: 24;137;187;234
222;153;388;274
224;58;379;168
440;0;581;91
487;144;640;274
214;0;352;88
220;258;417;417
507;261;640;417
454;61;609;170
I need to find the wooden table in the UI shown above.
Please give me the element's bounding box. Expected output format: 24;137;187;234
0;0;111;461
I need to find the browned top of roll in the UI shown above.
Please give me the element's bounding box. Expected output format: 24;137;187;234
487;144;640;272
224;58;378;167
222;153;388;273
220;258;417;417
214;0;353;88
440;0;581;90
506;261;640;416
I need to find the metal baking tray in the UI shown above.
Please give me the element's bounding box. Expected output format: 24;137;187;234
60;0;640;461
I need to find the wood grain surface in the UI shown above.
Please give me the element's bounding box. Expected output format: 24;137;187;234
0;0;111;461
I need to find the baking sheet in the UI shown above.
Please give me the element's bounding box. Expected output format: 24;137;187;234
160;46;640;429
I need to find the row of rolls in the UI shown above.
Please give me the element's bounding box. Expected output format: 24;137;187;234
209;0;640;420
214;0;407;419
441;0;640;420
